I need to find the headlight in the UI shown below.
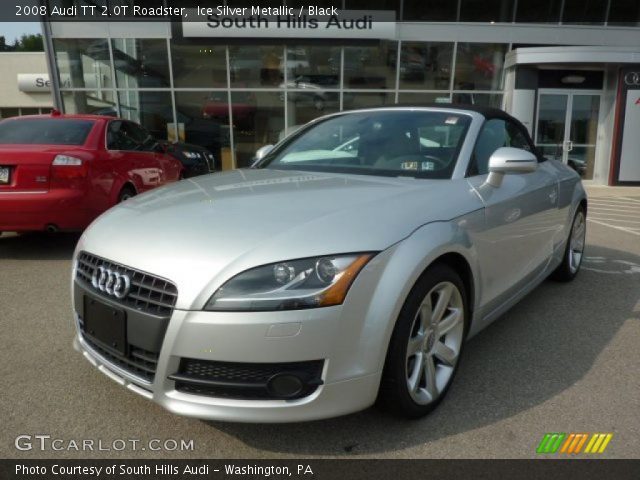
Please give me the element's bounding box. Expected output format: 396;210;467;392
183;151;202;159
204;253;374;311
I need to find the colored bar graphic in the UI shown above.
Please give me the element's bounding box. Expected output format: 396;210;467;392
538;433;613;454
537;433;566;453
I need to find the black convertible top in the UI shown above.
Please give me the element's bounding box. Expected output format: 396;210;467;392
359;103;515;121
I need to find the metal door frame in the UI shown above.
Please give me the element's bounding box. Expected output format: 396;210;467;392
535;89;603;164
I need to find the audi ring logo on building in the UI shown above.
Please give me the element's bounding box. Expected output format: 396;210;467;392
91;266;131;299
624;72;640;86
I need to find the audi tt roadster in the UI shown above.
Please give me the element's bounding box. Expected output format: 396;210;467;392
71;106;587;422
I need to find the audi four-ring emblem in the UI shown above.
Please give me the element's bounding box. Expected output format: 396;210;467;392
91;266;131;299
624;72;640;86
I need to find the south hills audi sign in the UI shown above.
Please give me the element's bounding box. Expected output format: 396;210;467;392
182;8;396;39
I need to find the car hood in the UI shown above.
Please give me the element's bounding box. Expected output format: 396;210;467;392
77;168;480;309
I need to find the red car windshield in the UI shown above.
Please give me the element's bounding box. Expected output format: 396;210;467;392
0;118;95;146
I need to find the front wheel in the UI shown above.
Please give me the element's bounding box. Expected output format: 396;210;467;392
377;263;468;418
551;206;586;282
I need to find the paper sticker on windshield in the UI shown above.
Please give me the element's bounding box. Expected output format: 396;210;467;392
401;162;418;170
422;161;435;171
445;116;459;125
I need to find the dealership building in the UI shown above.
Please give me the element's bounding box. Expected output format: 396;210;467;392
0;52;53;118
41;0;640;184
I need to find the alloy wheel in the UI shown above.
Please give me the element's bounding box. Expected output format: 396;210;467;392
405;281;464;405
569;210;586;274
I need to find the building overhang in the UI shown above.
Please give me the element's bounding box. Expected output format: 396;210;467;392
505;46;640;69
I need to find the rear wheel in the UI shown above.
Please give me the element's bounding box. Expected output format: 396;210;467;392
378;264;468;418
117;185;136;203
551;206;586;282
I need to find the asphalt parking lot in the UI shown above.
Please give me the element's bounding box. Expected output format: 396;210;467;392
2;193;639;459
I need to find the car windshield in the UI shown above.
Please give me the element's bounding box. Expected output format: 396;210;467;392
0;118;95;145
260;110;471;178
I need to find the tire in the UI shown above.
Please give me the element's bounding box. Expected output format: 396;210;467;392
117;185;137;203
550;206;586;282
377;263;468;418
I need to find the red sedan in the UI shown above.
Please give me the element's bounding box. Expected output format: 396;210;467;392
0;112;183;233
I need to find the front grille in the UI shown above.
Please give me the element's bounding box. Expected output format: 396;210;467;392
80;330;159;382
76;252;178;317
170;358;324;400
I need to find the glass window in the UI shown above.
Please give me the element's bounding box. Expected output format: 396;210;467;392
20;108;41;116
343;92;395;110
398;42;453;90
174;91;232;171
403;0;458;21
0;118;95;145
285;45;340;88
287;91;340;134
171;44;227;88
343;43;397;90
515;0;561;23
0;108;20;119
262;110;472;179
61;91;116;115
398;92;451;104
454;43;508;91
452;92;503;108
459;0;514;22
231;92;284;168
53;39;114;89
112;39;170;88
106;120;156;151
608;0;640;26
229;46;284;88
117;91;173;141
344;0;399;12
469;118;531;175
562;0;608;24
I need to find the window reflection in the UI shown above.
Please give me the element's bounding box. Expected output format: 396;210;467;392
231;92;284;168
61;91;115;115
171;44;227;88
343;43;397;90
344;92;395;110
117;91;173;141
229;46;284;88
175;92;232;171
53;39;113;89
112;39;170;88
397;42;453;90
399;92;451;104
454;43;507;91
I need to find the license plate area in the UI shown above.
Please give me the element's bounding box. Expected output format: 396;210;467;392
0;166;9;184
83;296;127;355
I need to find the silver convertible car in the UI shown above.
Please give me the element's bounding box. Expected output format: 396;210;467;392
71;106;587;422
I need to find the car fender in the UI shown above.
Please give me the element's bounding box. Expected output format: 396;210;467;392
330;215;482;383
109;175;139;205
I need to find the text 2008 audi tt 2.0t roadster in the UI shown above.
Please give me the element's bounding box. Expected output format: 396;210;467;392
71;106;587;422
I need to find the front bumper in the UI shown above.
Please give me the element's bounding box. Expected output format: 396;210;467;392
73;298;382;423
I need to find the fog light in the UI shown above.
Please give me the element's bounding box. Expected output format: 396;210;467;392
267;373;304;399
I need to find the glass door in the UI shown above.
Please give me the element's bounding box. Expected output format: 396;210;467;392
535;90;601;179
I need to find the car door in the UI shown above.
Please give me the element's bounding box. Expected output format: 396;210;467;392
467;118;561;313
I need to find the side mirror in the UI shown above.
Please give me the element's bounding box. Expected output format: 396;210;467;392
252;144;274;166
486;147;538;187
